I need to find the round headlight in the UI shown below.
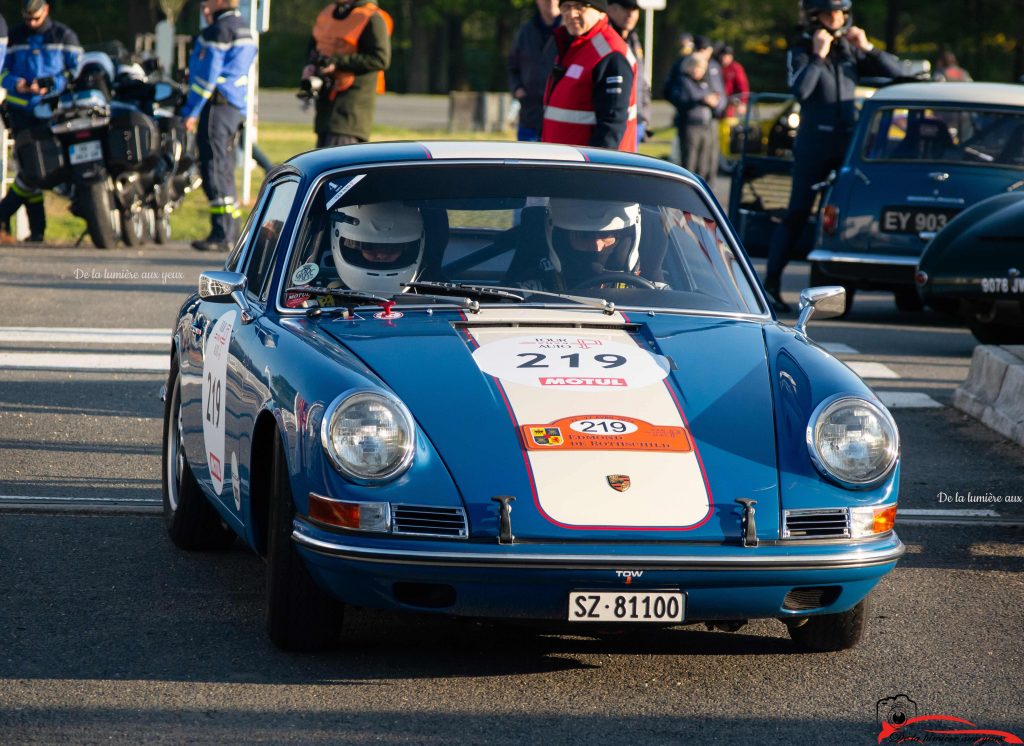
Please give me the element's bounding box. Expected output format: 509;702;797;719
806;396;899;488
321;390;415;483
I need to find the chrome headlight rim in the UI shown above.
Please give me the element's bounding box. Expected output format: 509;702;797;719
805;394;900;490
320;389;416;485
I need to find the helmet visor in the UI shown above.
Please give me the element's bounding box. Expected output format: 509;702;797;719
338;236;422;271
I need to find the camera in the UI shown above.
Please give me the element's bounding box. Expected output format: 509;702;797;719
297;56;332;103
876;694;918;726
35;76;56;90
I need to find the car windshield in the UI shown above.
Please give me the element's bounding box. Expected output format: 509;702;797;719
862;106;1024;167
284;164;764;315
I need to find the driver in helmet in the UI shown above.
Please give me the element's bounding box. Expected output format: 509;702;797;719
329;202;425;295
547;199;642;289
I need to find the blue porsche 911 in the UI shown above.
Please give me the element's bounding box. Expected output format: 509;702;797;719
163;141;903;652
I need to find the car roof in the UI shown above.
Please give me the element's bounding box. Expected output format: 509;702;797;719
868;81;1024;107
285;141;693;179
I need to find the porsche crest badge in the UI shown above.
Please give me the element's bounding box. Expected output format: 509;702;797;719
607;475;631;492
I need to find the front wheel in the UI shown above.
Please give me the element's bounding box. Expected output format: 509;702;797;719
893;288;924;312
162;361;236;550
786;598;869;652
79;181;119;249
122;206;150;247
967;318;1024;345
266;432;344;651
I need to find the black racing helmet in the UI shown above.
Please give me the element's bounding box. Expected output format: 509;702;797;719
801;0;853;33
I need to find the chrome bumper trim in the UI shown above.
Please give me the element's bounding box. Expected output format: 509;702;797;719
807;250;919;267
292;530;905;571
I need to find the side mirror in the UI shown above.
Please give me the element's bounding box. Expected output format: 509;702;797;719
198;271;255;324
795;286;846;336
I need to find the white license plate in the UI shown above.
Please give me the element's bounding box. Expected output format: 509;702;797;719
568;591;684;622
69;140;103;165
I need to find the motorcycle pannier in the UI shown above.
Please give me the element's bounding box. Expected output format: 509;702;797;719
106;110;161;173
14;126;69;190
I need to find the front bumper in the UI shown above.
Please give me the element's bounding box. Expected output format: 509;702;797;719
293;520;905;622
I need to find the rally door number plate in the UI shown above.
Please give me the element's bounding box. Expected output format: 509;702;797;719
568;590;684;622
69;140;103;165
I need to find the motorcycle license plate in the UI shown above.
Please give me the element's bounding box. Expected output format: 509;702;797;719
568;591;684;622
69;140;103;165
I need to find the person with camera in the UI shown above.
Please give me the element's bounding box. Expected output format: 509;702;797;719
541;1;638;152
182;0;257;252
304;1;393;148
762;0;902;311
0;0;81;244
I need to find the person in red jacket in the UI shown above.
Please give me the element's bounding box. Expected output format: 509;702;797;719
541;0;637;152
716;44;750;118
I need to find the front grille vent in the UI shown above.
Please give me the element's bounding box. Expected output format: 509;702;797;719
783;586;842;611
392;505;468;539
783;509;850;539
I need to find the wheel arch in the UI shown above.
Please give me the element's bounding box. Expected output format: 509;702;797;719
249;408;282;557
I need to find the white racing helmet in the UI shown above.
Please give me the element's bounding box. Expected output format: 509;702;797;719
548;199;642;281
330;202;425;295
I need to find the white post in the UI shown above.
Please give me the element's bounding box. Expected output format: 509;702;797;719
636;0;665;87
241;0;259;206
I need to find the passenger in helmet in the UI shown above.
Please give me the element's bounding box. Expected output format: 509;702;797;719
547;199;641;288
329;202;425;295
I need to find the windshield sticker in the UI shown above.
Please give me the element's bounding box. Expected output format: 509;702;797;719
521;416;692;452
471;335;670;391
325;174;366;211
291;263;319;286
202;310;236;496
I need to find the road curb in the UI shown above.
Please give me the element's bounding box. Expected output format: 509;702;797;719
953;345;1024;447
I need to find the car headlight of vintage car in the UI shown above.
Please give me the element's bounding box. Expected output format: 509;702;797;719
321;390;416;483
806;396;899;488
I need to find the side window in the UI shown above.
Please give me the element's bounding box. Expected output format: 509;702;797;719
243;180;299;302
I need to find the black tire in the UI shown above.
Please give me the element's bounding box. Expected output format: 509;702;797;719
122;207;149;247
80;181;119;249
266;432;344;651
152;207;172;244
967;318;1024;345
893;288;924;312
162;362;236;551
787;598;869;652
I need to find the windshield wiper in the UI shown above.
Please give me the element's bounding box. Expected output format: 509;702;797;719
404;281;525;302
405;281;615;315
287;285;480;316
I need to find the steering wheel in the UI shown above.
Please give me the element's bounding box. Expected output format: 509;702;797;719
573;272;657;290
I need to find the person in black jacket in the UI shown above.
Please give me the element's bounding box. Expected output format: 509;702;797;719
508;0;560;142
763;0;902;312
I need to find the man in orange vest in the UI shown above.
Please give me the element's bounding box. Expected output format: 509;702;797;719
541;0;637;152
303;0;392;147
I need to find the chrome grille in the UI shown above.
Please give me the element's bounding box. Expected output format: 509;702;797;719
783;509;850;539
392;505;468;538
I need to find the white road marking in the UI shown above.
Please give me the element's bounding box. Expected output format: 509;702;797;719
846;361;901;379
900;508;999;517
876;391;943;409
0;327;170;345
820;342;859;354
0;352;168;372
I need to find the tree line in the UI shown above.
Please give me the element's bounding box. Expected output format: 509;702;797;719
1;0;1021;94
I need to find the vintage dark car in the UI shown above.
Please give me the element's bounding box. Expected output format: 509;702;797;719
810;82;1024;313
917;190;1024;343
162;141;904;652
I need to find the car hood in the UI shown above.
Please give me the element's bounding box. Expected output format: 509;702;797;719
320;307;779;543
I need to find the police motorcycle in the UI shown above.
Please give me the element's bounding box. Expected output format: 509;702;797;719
12;53;195;248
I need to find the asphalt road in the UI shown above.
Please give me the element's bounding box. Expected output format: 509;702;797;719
0;245;1022;743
